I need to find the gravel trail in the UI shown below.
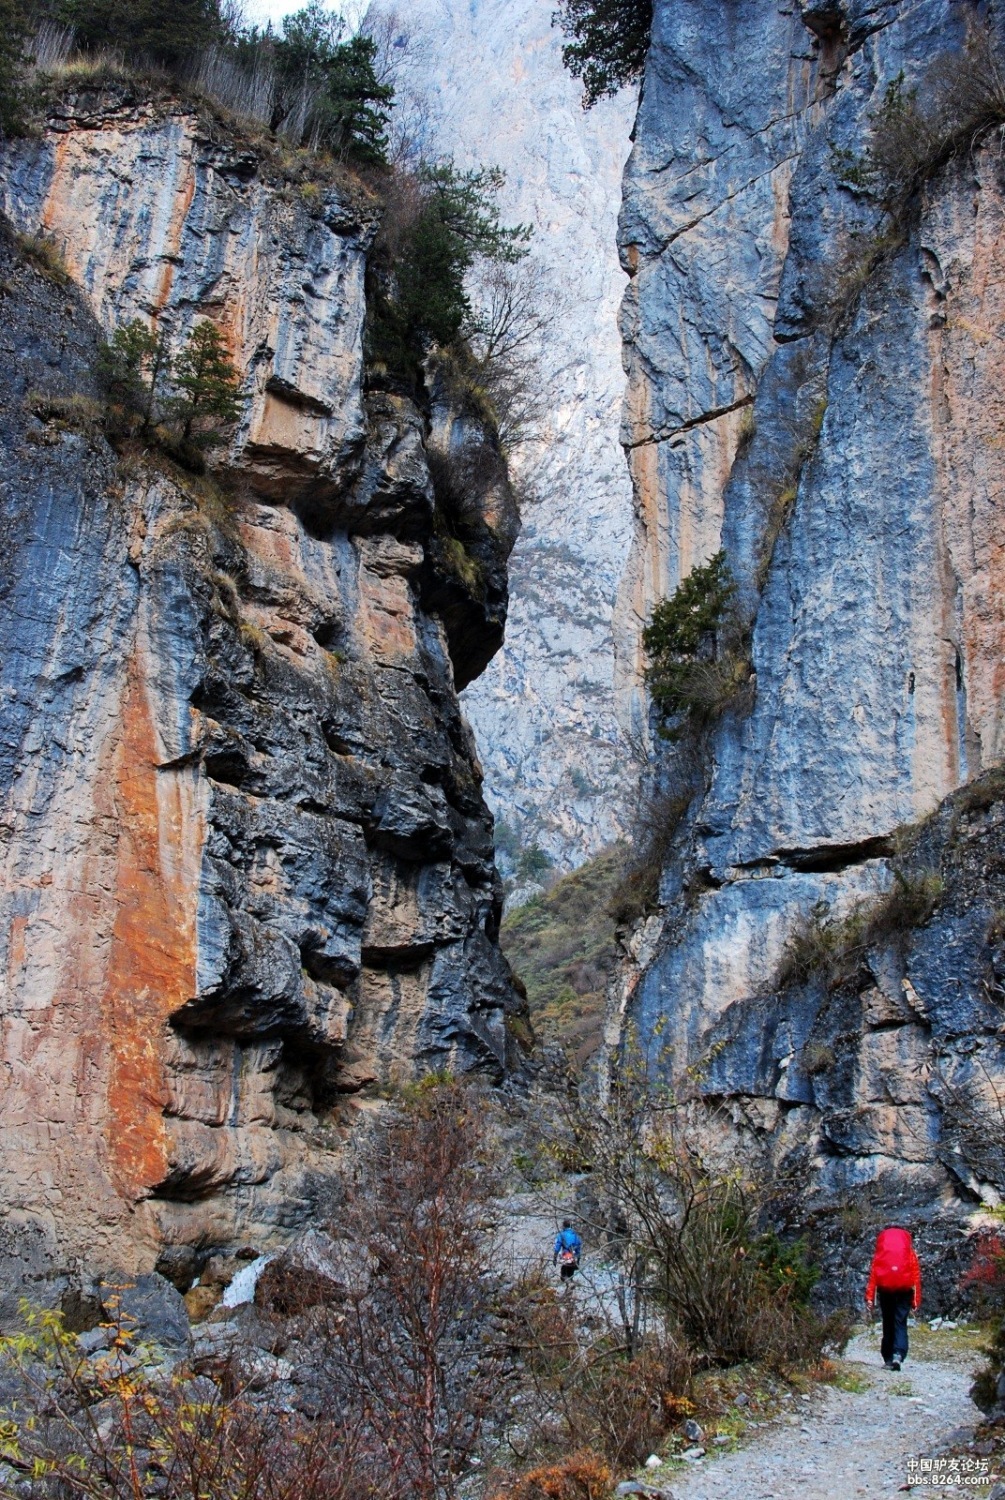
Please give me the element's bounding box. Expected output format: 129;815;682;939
663;1333;983;1500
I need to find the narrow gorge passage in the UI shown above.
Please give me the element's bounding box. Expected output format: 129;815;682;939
3;0;1005;1496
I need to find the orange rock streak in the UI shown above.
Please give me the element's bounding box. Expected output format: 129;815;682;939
98;645;203;1201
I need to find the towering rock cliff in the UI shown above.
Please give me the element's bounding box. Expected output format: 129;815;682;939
0;86;519;1305
368;0;637;874
618;0;1005;1286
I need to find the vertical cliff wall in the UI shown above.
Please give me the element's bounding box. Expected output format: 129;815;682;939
367;0;637;873
619;0;1005;1280
0;88;519;1302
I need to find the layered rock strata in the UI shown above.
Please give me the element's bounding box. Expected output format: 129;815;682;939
617;0;1005;1283
0;89;519;1309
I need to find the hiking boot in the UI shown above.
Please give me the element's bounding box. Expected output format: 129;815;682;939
884;1360;895;1369
891;1361;902;1371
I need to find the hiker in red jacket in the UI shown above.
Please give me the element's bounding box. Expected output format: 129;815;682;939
865;1225;922;1370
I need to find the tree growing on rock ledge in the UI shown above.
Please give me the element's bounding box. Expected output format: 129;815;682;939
642;550;749;740
99;317;242;450
553;0;653;108
171;320;242;443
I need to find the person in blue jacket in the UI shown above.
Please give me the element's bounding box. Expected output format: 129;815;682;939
553;1220;582;1280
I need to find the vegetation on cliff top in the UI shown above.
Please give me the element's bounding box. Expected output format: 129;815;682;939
2;0;540;446
5;0;394;164
553;0;652;108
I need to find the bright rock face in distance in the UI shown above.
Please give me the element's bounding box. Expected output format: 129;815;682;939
0;88;520;1306
619;0;1005;1293
367;0;637;875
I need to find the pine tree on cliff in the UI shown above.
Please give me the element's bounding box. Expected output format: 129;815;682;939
0;0;30;136
270;3;394;164
99;319;171;435
368;163;532;385
57;0;224;68
171;322;242;443
553;0;653;108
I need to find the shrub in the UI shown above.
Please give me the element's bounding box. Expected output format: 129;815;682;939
961;1228;1005;1316
835;26;1005;215
752;1228;819;1306
608;781;695;924
801;1041;836;1076
553;0;652;108
459;257;557;452
0;1302;383;1499
642;551;743;737
189;42;276;126
562;1344;688;1469
426;441;503;541
563;1045;845;1369
490;1452;614;1500
315;1086;503;1500
778;869;943;987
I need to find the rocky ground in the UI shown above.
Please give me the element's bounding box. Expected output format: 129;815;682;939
655;1328;991;1500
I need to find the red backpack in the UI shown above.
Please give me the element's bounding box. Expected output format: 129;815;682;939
871;1227;918;1291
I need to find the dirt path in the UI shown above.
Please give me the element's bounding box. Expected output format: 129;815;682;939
662;1332;984;1500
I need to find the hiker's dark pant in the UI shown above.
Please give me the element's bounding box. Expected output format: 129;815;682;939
878;1288;913;1363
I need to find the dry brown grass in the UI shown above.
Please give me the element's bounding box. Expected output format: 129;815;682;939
25;390;105;435
16;232;70;285
777;869;943;988
488;1453;614;1500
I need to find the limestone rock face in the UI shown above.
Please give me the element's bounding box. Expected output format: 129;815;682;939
0;89;371;502
0;93;519;1306
367;0;637;871
619;0;1005;1270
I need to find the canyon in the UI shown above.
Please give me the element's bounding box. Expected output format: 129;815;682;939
370;0;638;877
2;0;1005;1328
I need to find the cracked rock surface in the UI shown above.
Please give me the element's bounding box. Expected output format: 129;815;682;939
0;92;520;1310
617;0;1005;1282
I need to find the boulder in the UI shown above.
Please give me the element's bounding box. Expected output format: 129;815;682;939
254;1229;359;1315
99;1274;191;1355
